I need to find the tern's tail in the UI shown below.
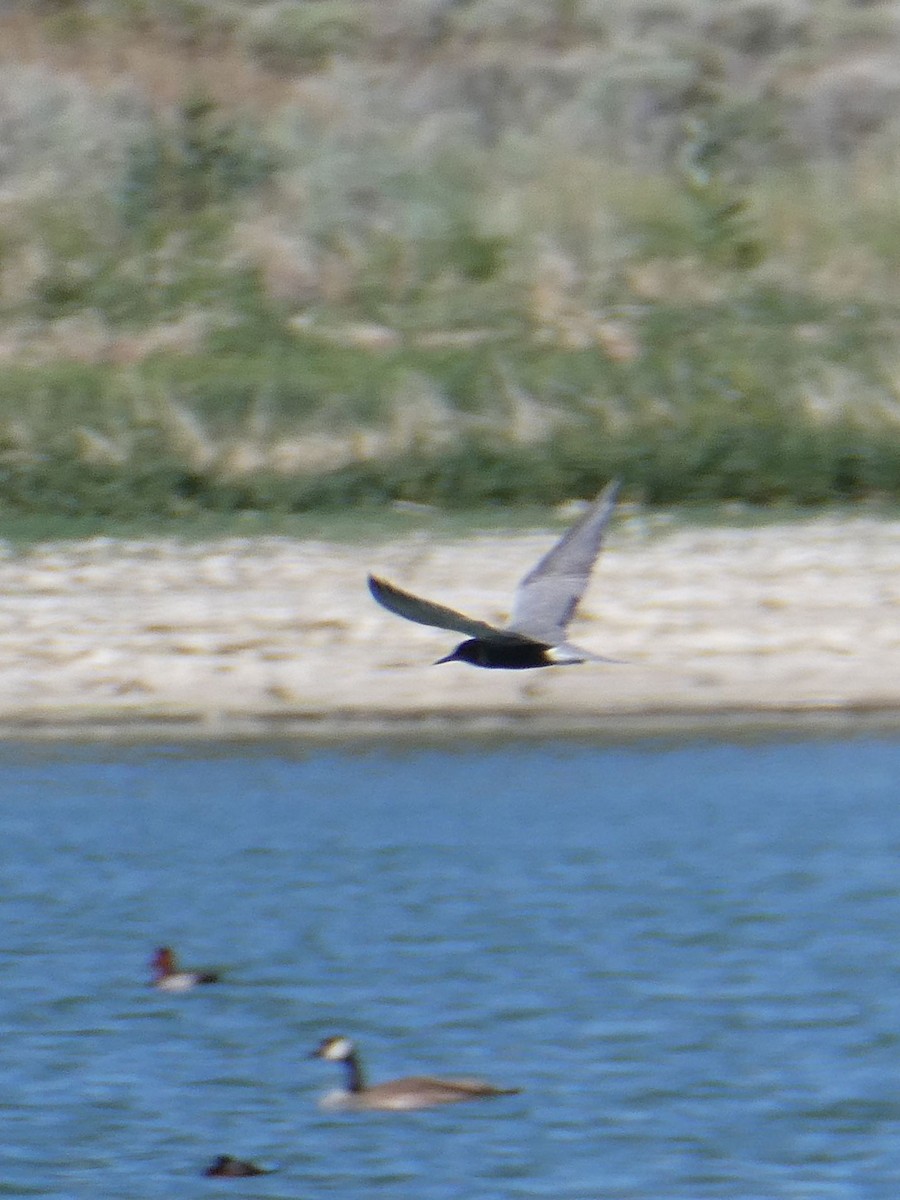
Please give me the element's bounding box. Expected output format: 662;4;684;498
546;643;625;665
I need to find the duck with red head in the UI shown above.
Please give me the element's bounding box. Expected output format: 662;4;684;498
150;946;220;992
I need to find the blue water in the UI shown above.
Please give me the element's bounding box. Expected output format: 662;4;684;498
1;736;899;1198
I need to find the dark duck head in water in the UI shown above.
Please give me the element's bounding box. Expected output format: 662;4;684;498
203;1154;272;1177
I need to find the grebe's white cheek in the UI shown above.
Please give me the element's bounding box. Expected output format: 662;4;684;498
324;1036;354;1060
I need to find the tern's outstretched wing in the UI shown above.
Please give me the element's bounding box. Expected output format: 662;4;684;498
508;479;621;643
368;576;529;643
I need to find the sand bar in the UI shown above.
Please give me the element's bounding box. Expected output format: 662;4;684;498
0;513;897;742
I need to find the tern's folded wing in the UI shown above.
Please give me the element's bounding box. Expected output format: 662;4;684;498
508;479;620;642
368;576;526;642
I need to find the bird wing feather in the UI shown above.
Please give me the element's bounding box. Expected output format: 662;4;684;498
508;479;620;642
368;575;527;642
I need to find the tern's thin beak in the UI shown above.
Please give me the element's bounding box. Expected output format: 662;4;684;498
433;651;457;665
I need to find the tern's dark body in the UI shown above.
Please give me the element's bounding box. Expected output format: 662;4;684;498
442;638;554;669
368;479;622;670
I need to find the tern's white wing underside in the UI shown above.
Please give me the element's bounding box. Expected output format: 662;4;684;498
508;479;620;642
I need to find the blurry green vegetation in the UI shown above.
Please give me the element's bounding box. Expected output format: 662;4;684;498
0;0;899;519
120;96;277;230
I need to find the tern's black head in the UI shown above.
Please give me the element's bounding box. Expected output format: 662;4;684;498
434;638;553;669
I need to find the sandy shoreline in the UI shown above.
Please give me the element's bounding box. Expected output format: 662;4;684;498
0;513;897;742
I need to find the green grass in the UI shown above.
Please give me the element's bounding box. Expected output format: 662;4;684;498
0;494;894;549
0;277;897;517
0;1;899;520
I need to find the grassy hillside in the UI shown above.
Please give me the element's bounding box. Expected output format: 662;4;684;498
0;0;899;516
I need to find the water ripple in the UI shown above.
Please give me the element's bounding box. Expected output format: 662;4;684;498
0;736;898;1198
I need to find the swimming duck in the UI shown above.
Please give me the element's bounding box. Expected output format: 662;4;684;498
311;1035;520;1111
150;946;219;992
368;479;622;668
202;1154;271;1177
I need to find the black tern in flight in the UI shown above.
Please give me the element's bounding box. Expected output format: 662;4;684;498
367;479;621;669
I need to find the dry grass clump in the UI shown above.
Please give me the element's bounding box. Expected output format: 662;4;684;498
31;375;564;486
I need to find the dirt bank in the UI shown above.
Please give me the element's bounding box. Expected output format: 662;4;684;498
0;514;896;741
